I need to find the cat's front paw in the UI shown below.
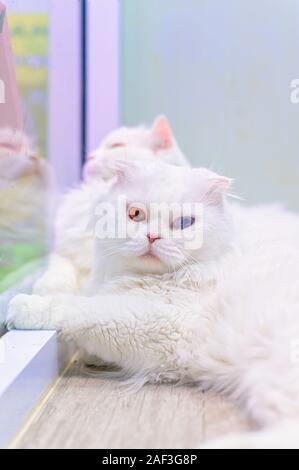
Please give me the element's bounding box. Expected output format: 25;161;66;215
6;294;52;330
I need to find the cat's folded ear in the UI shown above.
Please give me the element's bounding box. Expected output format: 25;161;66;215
150;115;174;152
105;158;141;186
86;159;140;231
194;168;233;205
205;174;233;205
116;159;143;185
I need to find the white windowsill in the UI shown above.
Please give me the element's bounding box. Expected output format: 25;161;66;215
0;330;74;448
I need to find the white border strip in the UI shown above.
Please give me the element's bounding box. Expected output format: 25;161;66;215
0;331;58;448
87;0;119;153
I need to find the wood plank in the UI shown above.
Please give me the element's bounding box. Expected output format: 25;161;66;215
13;360;248;449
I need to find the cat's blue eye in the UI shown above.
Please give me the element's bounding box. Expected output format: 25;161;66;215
172;216;195;230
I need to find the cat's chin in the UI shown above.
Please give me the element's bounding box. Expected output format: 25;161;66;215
126;254;168;275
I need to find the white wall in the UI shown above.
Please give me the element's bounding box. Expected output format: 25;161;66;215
121;0;299;209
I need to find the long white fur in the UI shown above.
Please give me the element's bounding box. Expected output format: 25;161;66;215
7;158;299;448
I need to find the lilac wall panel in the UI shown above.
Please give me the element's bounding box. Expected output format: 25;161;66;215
48;0;82;189
87;0;119;154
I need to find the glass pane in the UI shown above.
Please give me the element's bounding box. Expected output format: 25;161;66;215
120;0;299;210
0;2;47;293
0;0;81;302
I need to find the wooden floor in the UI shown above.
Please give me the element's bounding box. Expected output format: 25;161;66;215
12;360;248;449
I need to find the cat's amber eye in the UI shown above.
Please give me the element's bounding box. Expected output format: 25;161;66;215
172;216;195;230
128;207;146;222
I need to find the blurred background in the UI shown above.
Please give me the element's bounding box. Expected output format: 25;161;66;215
8;0;48;156
1;0;299;292
120;0;299;207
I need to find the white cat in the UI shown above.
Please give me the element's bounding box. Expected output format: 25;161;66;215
33;115;189;296
0;127;49;243
7;160;299;448
0;127;50;327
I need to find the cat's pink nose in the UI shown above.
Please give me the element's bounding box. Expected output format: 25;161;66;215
147;233;160;243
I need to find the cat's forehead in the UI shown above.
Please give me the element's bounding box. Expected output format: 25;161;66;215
111;161;224;205
126;182;178;204
122;165;197;204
